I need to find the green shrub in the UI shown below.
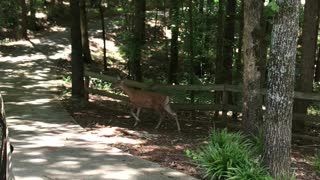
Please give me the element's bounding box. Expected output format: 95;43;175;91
186;129;272;180
315;151;320;173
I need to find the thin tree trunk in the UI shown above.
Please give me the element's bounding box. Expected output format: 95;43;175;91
188;0;195;105
20;0;28;39
168;0;180;84
70;0;84;98
223;0;235;85
315;46;320;82
29;0;37;30
80;0;93;64
242;0;263;135
263;0;299;177
130;0;145;81
223;0;236;115
214;0;225;119
294;0;319;123
235;0;243;82
99;5;107;70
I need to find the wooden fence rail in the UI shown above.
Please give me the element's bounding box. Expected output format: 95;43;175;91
84;70;320;125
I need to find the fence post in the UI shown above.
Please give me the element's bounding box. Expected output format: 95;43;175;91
84;75;90;102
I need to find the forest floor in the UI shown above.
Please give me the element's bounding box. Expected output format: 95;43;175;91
22;10;320;179
60;91;320;180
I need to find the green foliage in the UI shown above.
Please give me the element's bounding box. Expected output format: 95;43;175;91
314;151;320;173
0;0;19;37
62;75;72;83
186;129;272;180
91;78;112;89
264;1;280;19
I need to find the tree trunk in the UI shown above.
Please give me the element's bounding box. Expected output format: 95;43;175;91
263;0;299;177
315;46;320;82
294;0;319;127
130;0;145;81
188;0;195;105
29;0;37;31
99;5;107;70
70;0;85;98
223;0;235;85
242;0;263;135
48;0;56;20
215;0;225;85
214;0;225;119
20;0;28;39
235;0;243;83
168;0;180;84
80;0;93;64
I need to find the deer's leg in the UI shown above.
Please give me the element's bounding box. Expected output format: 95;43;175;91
130;107;141;127
164;105;181;132
155;112;163;129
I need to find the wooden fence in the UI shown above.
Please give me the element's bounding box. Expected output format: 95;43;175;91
84;70;320;129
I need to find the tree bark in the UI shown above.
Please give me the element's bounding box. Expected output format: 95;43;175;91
235;0;243;83
242;0;263;135
130;0;145;81
29;0;37;31
99;5;107;70
80;0;93;64
214;0;225;119
263;0;299;177
70;0;85;98
294;0;319;124
20;0;28;39
315;46;320;82
223;0;235;85
168;0;180;84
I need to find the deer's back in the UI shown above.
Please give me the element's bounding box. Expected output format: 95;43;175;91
127;89;168;109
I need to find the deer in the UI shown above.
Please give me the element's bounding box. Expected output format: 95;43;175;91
113;80;181;132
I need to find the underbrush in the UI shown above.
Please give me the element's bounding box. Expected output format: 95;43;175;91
186;129;272;180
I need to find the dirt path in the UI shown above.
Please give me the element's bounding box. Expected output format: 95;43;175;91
0;28;197;179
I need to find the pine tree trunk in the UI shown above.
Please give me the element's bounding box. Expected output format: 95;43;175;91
223;0;235;85
130;0;145;81
29;0;37;31
242;0;263;135
235;0;243;83
80;0;93;64
70;0;84;98
315;47;320;82
168;0;180;84
263;0;299;177
99;5;107;70
294;0;319;129
214;0;225;119
20;0;28;39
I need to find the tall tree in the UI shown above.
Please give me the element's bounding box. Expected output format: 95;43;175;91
29;0;37;30
214;0;225;119
20;0;28;39
242;0;264;135
129;0;146;81
263;0;299;177
315;46;320;82
168;0;180;84
99;2;107;70
223;0;236;85
80;0;93;64
70;0;85;98
294;0;319;129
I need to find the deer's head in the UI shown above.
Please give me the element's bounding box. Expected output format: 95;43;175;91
112;78;125;90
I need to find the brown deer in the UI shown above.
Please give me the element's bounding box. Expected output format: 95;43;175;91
113;80;181;132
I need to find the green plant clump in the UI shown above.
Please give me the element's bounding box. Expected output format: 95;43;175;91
186;129;272;180
314;151;320;173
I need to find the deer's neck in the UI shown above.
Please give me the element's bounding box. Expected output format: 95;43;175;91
121;86;135;97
